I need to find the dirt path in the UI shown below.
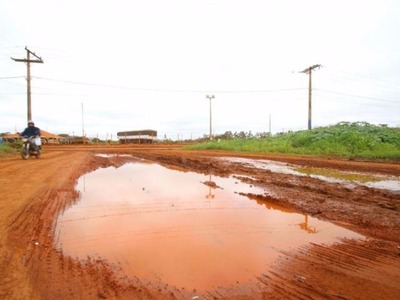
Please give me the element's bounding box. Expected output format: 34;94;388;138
0;145;399;299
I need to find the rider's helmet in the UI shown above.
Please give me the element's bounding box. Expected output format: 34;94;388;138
28;120;35;127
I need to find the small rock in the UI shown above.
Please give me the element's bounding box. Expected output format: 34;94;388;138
294;274;306;281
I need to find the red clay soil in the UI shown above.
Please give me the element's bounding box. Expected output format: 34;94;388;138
0;144;399;299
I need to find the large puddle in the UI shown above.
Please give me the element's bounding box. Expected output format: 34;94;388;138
55;159;364;296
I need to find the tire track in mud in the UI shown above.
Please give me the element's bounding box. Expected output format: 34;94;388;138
259;240;400;300
1;151;175;299
205;239;400;300
0;151;89;299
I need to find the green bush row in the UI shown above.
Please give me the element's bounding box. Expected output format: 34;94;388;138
185;122;400;159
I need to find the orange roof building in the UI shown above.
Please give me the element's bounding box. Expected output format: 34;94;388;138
2;130;62;144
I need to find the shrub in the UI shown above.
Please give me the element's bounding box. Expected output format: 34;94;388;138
184;122;400;159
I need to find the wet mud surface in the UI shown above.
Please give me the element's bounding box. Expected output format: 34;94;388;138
0;144;399;299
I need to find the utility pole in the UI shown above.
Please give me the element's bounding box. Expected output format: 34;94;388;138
11;47;44;122
81;102;85;144
300;64;321;130
206;94;215;140
269;114;272;136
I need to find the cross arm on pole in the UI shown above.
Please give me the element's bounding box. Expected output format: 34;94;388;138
25;46;43;62
300;64;321;74
11;47;44;63
11;58;43;63
299;64;321;130
10;47;44;122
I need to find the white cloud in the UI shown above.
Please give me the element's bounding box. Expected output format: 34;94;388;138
1;0;399;139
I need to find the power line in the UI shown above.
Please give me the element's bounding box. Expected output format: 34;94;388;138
313;92;399;108
3;75;397;106
0;76;25;80
315;89;400;104
0;35;19;48
324;66;400;86
32;76;306;94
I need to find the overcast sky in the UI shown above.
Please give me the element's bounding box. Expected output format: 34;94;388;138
1;0;399;140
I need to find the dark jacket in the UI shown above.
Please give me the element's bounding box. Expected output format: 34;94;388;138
21;126;41;138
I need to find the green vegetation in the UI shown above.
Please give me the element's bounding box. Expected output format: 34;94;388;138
0;143;18;156
295;167;381;183
185;122;400;159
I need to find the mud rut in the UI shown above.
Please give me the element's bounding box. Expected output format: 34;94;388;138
0;145;399;299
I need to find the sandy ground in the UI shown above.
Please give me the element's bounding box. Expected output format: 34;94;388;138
0;144;399;299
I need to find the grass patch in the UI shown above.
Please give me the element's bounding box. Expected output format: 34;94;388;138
294;167;381;183
0;143;18;156
185;122;400;160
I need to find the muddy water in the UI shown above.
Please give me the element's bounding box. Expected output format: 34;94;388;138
223;157;400;191
55;160;364;296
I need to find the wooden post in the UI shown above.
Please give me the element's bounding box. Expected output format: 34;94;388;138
11;47;43;122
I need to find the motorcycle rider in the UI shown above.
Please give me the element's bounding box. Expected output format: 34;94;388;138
20;120;41;152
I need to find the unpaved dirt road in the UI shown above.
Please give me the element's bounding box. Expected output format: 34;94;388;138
1;144;399;299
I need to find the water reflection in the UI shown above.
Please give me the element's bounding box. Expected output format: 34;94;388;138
298;214;318;234
55;162;363;295
204;174;216;200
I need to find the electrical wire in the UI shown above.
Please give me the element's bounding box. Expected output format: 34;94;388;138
314;89;399;104
323;66;400;86
32;76;306;94
0;76;25;80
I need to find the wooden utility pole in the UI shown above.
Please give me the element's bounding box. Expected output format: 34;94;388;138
11;47;44;122
81;102;85;144
300;64;321;130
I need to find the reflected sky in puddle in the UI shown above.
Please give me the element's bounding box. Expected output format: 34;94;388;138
222;157;400;191
55;161;364;294
95;154;134;158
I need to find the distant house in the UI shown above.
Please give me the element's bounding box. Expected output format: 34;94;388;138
60;136;90;144
2;130;62;144
40;130;63;144
117;130;157;144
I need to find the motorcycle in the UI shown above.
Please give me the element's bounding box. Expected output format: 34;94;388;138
21;136;41;160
